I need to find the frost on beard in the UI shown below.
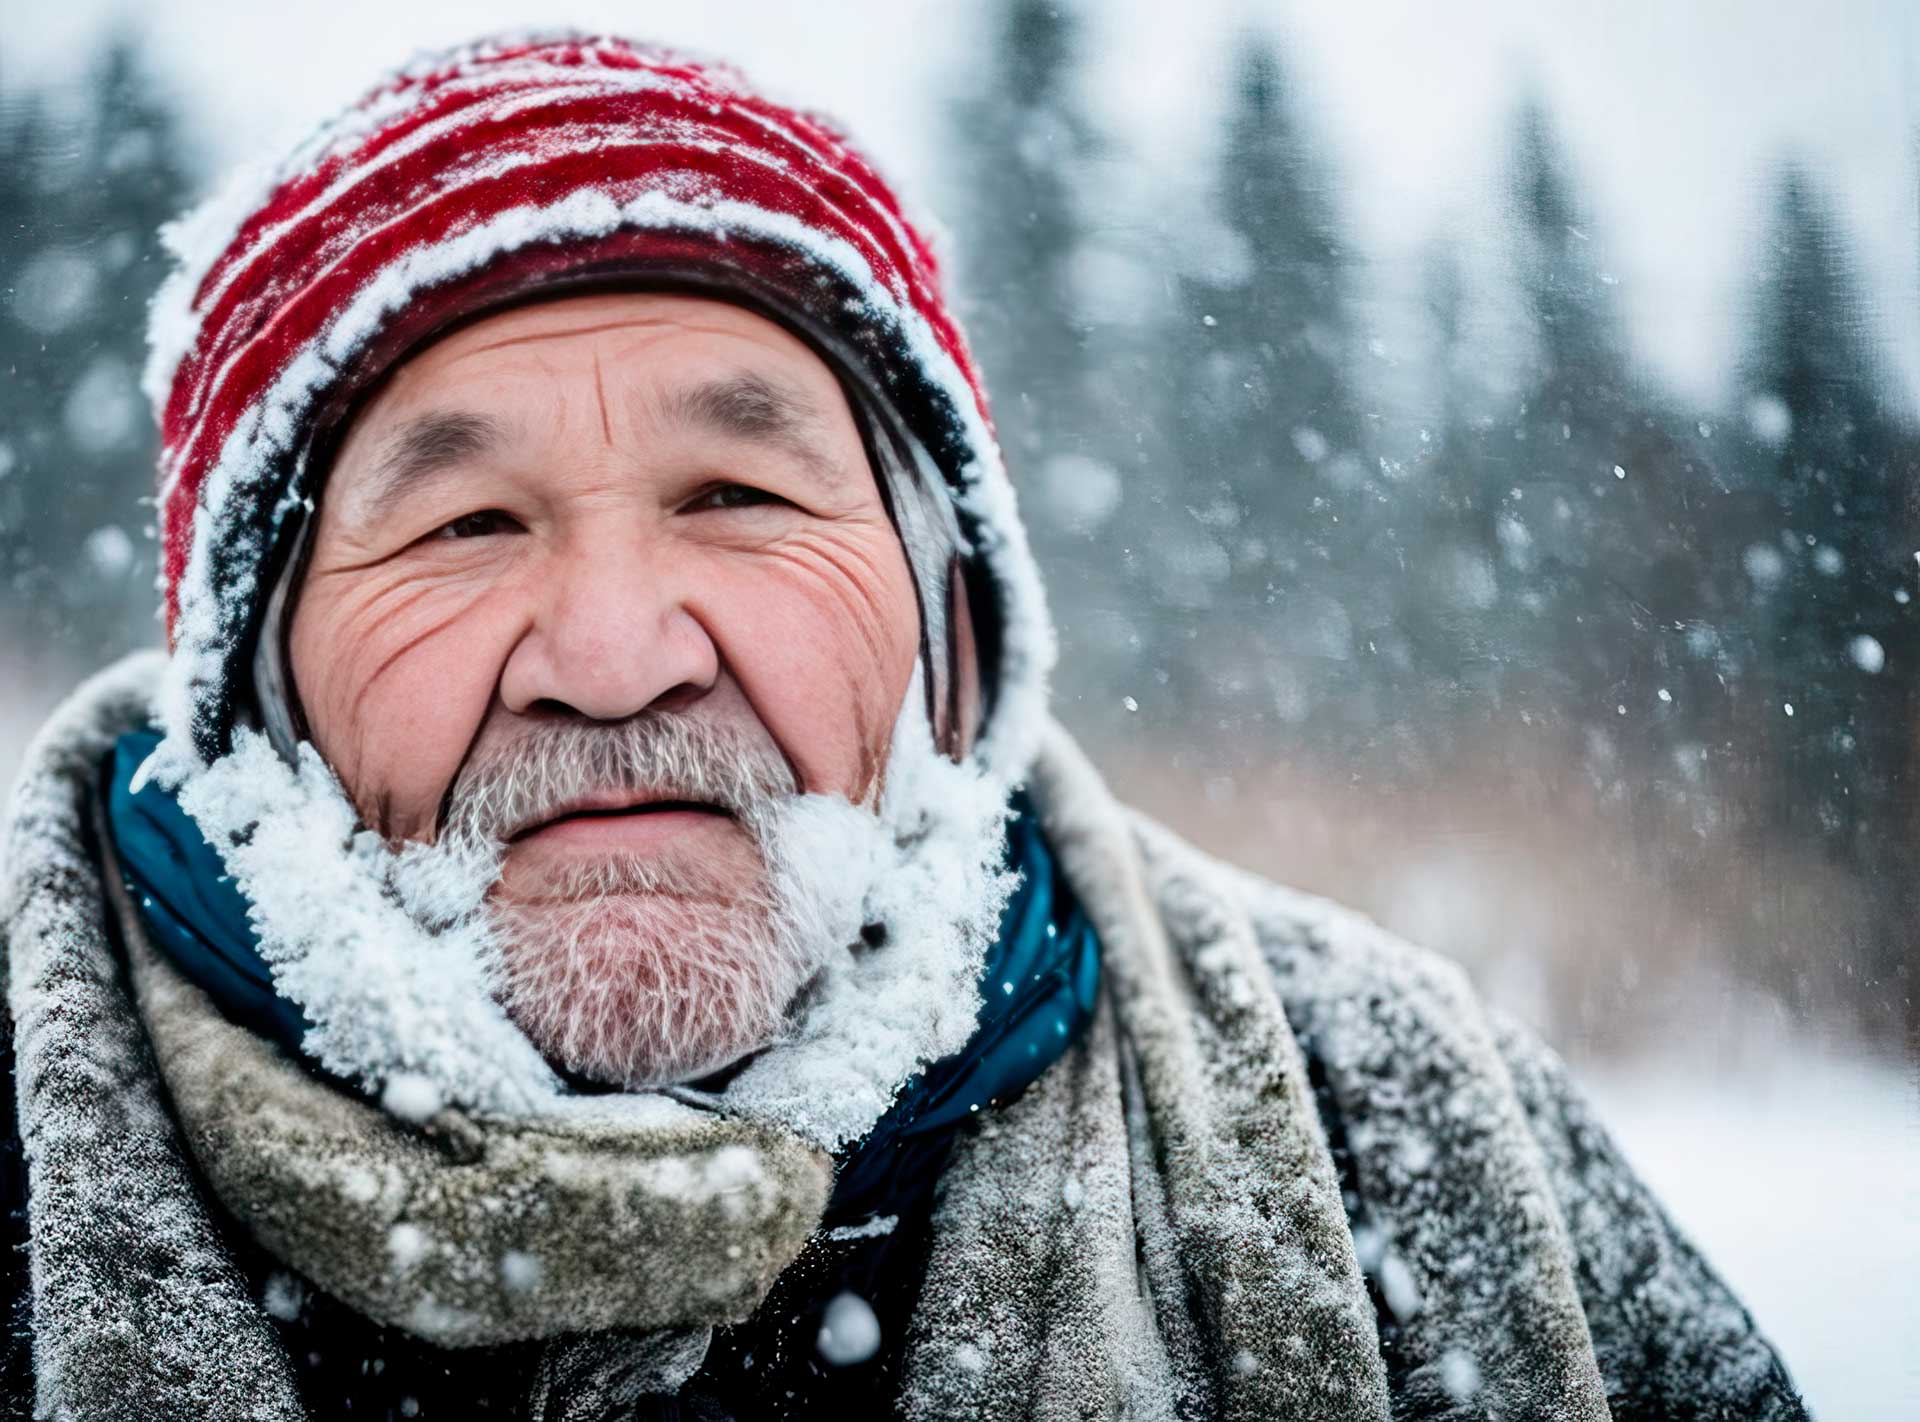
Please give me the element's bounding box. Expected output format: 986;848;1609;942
158;729;562;1117
718;673;1017;1151
147;665;1017;1148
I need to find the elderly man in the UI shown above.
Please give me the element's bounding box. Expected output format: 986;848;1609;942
0;34;1804;1422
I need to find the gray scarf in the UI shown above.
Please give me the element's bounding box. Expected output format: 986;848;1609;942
3;655;1808;1420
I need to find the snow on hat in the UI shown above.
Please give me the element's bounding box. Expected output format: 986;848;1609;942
143;31;1053;784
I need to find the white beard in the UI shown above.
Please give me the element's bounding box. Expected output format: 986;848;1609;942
490;851;797;1093
151;668;1017;1150
711;690;1018;1148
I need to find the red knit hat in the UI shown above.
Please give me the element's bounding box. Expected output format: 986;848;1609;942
143;32;1052;780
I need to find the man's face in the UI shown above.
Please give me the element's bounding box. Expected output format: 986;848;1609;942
287;291;922;1084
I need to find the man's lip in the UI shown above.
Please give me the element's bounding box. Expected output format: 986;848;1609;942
508;795;732;842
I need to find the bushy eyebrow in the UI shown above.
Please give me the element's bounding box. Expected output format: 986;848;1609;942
355;410;509;520
658;372;850;491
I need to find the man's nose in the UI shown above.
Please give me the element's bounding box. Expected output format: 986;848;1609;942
497;540;721;720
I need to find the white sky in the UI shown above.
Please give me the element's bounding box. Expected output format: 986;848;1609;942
6;0;1916;414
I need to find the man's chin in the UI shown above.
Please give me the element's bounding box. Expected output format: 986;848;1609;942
493;888;802;1092
515;1021;762;1092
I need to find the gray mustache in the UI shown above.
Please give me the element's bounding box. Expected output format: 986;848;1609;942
440;716;798;847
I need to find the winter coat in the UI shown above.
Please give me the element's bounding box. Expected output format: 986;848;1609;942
0;655;1809;1421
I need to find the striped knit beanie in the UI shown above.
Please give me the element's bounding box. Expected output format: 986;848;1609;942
142;31;1053;785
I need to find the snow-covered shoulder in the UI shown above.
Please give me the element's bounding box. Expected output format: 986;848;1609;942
2;651;165;930
1117;799;1806;1415
1122;803;1487;1036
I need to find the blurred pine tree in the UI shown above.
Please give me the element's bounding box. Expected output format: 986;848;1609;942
1733;164;1918;1025
943;1;1150;731
1161;35;1378;747
0;36;195;666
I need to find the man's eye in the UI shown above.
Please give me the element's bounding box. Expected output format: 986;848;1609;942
691;483;789;512
436;509;521;539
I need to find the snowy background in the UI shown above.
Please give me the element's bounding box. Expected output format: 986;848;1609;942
1;2;1915;1414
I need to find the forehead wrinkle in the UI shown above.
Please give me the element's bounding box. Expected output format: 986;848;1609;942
458;318;685;359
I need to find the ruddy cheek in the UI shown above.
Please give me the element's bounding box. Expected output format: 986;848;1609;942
296;575;519;840
707;535;918;800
